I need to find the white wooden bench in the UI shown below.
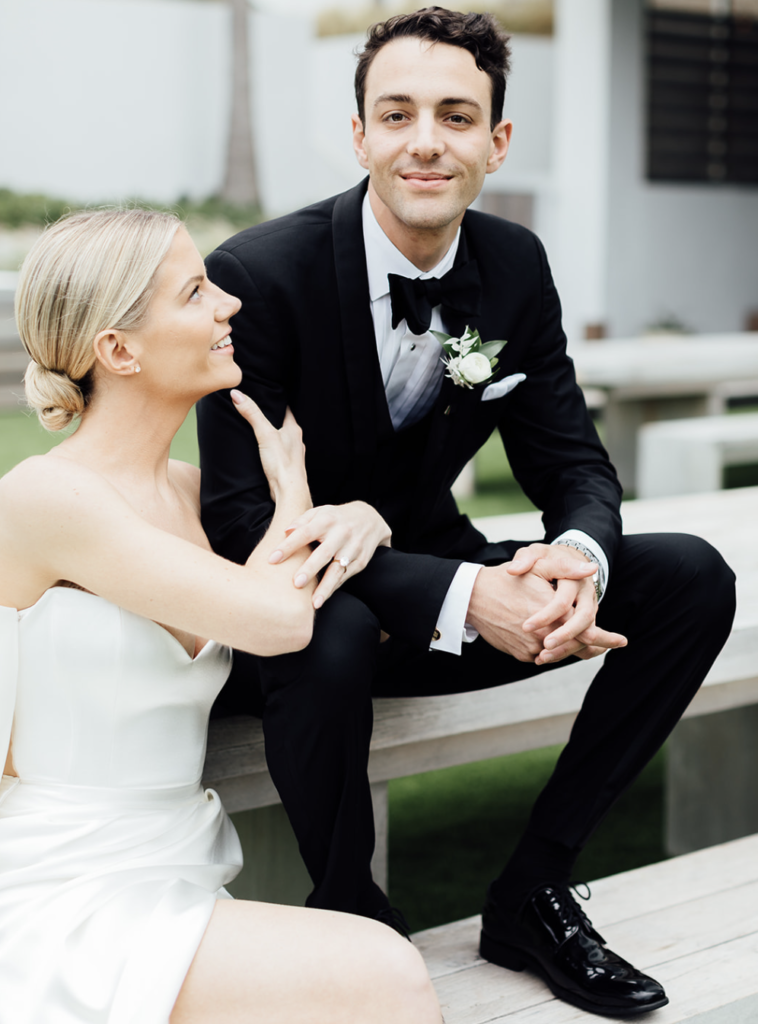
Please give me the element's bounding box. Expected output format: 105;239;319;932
638;413;758;499
571;333;758;491
203;486;758;902
416;832;758;1023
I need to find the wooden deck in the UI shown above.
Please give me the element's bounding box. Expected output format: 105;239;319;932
415;833;758;1023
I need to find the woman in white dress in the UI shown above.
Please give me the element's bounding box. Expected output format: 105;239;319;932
0;209;441;1024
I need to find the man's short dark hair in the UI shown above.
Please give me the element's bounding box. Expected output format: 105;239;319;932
355;6;512;131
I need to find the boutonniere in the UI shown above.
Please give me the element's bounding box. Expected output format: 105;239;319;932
431;326;508;390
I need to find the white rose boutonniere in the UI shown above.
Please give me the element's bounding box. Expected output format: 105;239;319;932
431;326;507;390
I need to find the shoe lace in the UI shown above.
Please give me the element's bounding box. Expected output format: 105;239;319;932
556;881;606;944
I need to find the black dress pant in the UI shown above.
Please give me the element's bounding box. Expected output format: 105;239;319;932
215;532;736;915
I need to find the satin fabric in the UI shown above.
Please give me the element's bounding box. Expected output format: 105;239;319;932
0;588;242;1024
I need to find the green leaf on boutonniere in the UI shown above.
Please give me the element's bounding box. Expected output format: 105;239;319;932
478;339;507;360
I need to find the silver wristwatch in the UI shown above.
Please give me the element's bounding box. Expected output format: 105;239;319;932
555;539;605;600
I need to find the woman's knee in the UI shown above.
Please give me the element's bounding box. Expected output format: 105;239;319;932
363;927;441;1023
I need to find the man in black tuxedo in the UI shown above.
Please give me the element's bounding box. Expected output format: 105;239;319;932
198;7;735;1016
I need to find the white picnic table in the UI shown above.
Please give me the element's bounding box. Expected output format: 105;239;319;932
572;333;758;492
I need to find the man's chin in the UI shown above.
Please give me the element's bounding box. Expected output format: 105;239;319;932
392;198;467;233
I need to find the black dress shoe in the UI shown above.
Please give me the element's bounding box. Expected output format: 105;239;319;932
480;884;668;1017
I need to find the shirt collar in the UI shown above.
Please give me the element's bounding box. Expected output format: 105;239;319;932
362;192;461;303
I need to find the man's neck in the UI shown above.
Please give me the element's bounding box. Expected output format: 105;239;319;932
368;184;462;273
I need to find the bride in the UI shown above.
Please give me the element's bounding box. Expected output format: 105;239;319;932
0;209;441;1024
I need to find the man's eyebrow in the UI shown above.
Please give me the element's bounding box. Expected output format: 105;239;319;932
178;274;204;297
373;93;484;113
374;93;413;107
439;97;484;113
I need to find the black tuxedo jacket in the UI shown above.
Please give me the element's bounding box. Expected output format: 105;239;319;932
198;179;622;649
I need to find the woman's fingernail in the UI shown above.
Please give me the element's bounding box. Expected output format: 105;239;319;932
269;550;283;564
230;389;244;404
294;573;307;588
313;595;324;609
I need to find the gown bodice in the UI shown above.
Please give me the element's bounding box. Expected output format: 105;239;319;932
11;587;231;789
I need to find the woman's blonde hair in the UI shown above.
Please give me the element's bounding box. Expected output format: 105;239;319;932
16;208;181;431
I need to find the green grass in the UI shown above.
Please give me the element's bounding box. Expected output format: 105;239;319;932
389;746;666;932
0;406;200;478
0;187;262;232
456;429;538;519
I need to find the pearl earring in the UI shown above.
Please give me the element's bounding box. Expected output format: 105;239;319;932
134;365;141;374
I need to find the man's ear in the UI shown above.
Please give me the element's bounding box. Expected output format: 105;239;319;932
93;328;142;376
486;119;513;175
352;113;370;170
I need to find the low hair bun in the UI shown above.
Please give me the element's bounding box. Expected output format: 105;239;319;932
23;361;86;432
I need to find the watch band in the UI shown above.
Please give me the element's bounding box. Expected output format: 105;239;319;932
555;538;606;600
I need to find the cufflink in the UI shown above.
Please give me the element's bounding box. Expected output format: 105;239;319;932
432;628;441;641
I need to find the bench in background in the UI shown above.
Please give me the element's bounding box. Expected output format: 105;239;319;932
638;412;758;499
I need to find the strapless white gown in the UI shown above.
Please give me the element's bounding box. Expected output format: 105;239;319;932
0;587;243;1024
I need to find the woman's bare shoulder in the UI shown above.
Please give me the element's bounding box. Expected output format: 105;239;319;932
0;453;128;529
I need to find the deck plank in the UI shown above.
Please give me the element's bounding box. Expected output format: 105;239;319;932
415;835;758;1023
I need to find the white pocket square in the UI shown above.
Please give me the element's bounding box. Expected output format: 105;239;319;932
481;373;526;402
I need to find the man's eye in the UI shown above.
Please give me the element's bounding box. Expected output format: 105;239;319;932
386;112;407;122
447;114;469;124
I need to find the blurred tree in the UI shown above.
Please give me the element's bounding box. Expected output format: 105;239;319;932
222;0;259;207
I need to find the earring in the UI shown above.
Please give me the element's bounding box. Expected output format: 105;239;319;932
133;364;141;374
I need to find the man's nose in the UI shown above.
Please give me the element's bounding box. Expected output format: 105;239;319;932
407;112;444;160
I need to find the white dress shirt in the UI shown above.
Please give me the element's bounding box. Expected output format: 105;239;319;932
361;195;608;654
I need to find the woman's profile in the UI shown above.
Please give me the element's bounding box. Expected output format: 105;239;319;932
0;209;440;1023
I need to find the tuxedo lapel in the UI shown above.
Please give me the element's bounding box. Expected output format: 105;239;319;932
331;180;389;467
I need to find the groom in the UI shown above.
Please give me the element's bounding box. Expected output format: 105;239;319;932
199;7;735;1017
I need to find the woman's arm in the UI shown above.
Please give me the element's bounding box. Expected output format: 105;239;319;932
0;397;315;657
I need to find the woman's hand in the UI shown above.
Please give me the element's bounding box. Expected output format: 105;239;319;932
269;502;392;609
230;390;307;501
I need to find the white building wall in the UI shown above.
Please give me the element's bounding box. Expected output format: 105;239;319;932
0;0;228;203
606;0;758;337
0;1;556;216
0;0;753;338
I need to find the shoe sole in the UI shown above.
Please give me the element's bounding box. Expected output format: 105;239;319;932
479;930;669;1018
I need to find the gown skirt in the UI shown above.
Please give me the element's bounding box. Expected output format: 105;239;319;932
0;588;243;1024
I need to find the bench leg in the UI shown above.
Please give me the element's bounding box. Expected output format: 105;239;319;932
224;781;390;905
665;705;758;855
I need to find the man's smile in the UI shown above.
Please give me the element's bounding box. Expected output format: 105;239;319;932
400;171;454;189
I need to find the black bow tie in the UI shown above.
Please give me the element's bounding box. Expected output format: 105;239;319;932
388;260;482;337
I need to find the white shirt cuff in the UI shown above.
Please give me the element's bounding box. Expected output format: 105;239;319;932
552;529;608;600
430;562;483;655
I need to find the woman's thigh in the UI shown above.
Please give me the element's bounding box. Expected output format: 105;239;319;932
170;899;440;1024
